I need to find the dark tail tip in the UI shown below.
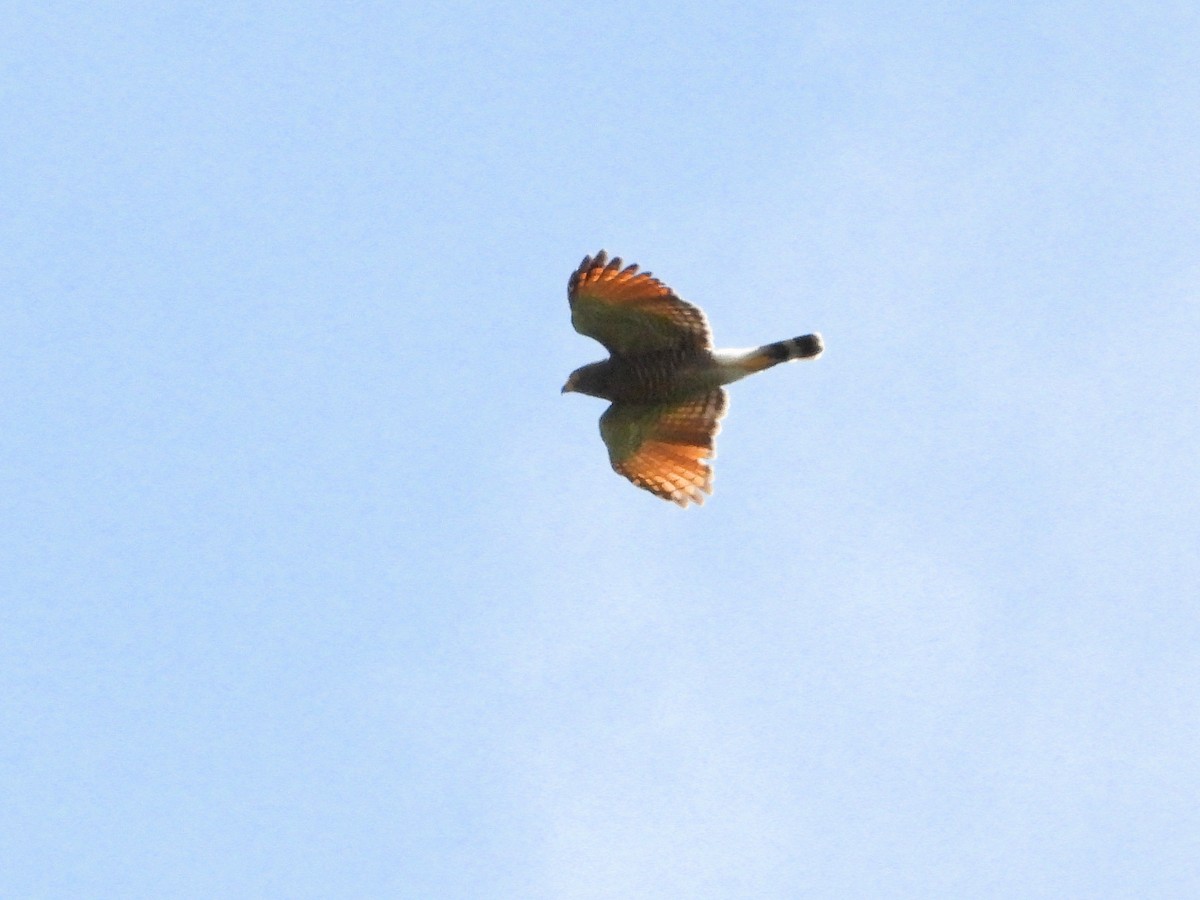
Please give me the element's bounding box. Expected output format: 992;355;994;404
792;333;823;359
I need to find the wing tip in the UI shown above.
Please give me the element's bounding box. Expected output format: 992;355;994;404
672;481;712;508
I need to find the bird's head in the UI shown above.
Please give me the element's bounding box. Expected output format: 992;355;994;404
561;361;612;399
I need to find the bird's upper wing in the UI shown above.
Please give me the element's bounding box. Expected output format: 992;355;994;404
599;389;728;507
568;251;712;355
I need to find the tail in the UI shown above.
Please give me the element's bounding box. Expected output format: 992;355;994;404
735;333;824;374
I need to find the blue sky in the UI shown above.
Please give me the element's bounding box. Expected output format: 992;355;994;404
5;2;1199;897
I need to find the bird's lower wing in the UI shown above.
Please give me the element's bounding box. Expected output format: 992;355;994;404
598;390;728;507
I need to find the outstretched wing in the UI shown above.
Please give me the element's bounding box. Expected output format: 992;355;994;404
599;390;728;507
568;250;712;355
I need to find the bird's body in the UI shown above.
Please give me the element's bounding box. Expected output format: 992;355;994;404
567;338;823;404
564;349;712;404
562;251;822;506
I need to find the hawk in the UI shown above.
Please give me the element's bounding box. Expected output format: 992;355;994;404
562;250;823;507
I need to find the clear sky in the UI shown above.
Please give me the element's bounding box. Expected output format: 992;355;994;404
5;2;1199;897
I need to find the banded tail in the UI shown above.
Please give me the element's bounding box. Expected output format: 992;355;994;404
731;333;824;376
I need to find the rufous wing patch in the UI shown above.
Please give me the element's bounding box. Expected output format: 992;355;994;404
568;251;713;355
599;390;728;507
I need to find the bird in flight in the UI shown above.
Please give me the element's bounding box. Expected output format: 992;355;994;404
562;250;823;507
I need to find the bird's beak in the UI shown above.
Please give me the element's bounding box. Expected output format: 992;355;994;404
561;375;575;394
